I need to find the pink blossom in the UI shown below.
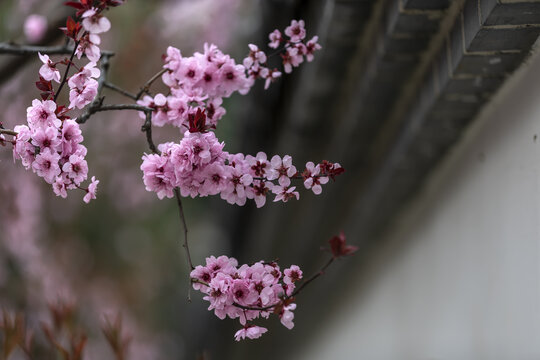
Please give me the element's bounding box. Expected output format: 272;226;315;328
62;154;88;184
231;279;258;306
281;47;298;74
200;162;229;196
250;180;272;208
83;176;99;203
272;184;299;203
27;99;61;129
82;8;111;34
24;14;47;43
31;126;61;152
243;44;267;69
38;53;61;83
268;29;282;49
285;19;306;43
69;80;98;109
284;265;303;285
280;303;296;329
13;125;35;169
61;120;84;156
305;36;322;62
32;149;61;184
268;154;296;186
140;153;175;200
68;62;100;90
263;68;281;90
76;33;101;62
190;265;212;291
303;161;328;195
52;174;70;198
234;325;268;341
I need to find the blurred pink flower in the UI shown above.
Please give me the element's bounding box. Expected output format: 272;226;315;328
24;14;47;43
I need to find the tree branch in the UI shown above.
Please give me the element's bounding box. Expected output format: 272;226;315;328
173;188;194;271
0;129;17;136
53;41;80;102
135;68;167;100
103;81;138;100
76;103;153;124
0;42;114;57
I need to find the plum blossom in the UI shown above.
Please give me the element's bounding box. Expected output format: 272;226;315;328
82;8;111;34
285;19;306;43
191;256;302;340
234;326;268;341
76;33;102;62
268;29;282;49
32;149;61;184
27;99;61;129
280;303;297;329
38;53;61;83
303;161;329;195
83;176;99;203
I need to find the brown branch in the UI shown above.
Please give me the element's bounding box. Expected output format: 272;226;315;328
53;41;80;102
135;68;167;100
0;42;114;57
76;103;153;124
291;256;334;297
103;81;138;100
140;111;157;154
174;188;194;271
0;129;17;136
229;256;336;312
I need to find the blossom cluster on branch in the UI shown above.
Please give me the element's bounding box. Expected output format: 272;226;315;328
0;0;357;345
190;232;358;341
140;20;342;206
6;1;121;202
191;256;302;340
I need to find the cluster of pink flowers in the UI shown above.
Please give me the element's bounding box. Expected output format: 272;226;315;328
268;19;321;73
140;110;343;206
137;20;321;131
190;255;303;341
12;100;98;202
8;1;122;202
140;21;339;206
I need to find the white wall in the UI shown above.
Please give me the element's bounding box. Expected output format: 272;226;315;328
298;46;540;360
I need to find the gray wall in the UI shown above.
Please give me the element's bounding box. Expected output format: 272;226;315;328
296;44;540;360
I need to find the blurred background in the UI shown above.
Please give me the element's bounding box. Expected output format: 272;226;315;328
1;0;540;359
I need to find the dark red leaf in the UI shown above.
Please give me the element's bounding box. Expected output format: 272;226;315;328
188;108;210;133
328;231;358;258
35;78;52;92
64;1;83;9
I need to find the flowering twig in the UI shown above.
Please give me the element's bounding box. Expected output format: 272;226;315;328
53;41;80;102
290;256;334;297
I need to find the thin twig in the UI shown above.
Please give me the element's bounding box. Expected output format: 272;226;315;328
103;81;138;100
141;111;157;153
228;256;336;312
0;42;114;57
291;256;334;297
173;188;195;302
0;129;17;136
53;41;80;102
135;68;167;100
76;103;152;124
174;188;194;271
